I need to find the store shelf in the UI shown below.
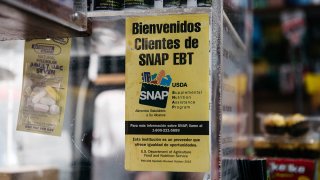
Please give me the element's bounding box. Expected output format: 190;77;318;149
223;10;246;51
88;7;211;17
88;7;247;48
88;8;246;51
0;0;90;40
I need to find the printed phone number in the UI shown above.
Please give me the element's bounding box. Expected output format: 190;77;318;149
152;128;181;133
25;125;54;132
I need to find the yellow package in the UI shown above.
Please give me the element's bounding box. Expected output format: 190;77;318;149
17;38;71;136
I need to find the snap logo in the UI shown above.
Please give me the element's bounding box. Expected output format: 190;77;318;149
140;91;169;100
139;70;172;108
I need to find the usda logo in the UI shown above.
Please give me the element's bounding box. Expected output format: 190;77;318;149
139;70;172;108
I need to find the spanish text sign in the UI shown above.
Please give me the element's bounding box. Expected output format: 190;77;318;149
125;14;210;172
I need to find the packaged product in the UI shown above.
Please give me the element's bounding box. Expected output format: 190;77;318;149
17;38;71;136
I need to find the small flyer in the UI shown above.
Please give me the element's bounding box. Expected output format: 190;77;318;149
17;38;71;136
125;14;210;172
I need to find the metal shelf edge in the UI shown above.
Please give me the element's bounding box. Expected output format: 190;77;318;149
2;0;87;32
88;7;211;17
223;10;246;51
